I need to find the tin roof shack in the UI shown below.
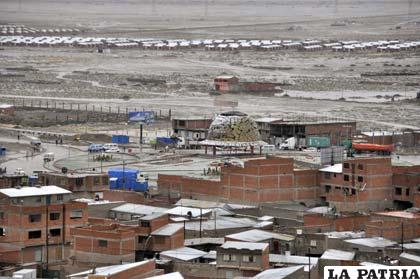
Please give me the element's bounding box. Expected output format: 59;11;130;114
0;186;87;265
253;265;305;279
225;229;295;254
255;118;356;146
172;117;212;147
39;172;109;198
68;259;163;279
392;165;420;208
214;76;240;93
343;237;398;262
217;241;270;278
319;157;394;212
365;211;420;241
318;249;356;279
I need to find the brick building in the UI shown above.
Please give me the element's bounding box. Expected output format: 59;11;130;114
216;241;270;278
39;172;109;198
319;157;394;212
158;157;319;205
0;174;29;188
392;165;420;208
172;117;213;147
303;212;369;232
365;211;420;241
0;186;88;265
214;76;239;92
71;213;184;265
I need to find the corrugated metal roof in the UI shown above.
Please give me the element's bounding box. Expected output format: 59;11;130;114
319;164;343;173
344;237;397;248
321;249;355;260
110;203;167;216
151;223;183;236
68;260;153;278
147;272;184;279
0;186;71;198
254;266;304;279
221;241;268;251
161;247;207;261
226;229;295;242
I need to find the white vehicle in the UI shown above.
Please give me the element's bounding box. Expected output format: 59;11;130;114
43;152;55;162
103;143;120;153
280;137;296;150
14;168;25;175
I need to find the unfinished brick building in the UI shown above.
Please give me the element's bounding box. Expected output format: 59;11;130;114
392;165;420;208
39;172;109;198
365;211;420;241
319;157;394;212
158;157;319;205
71;213;184;265
0;186;88;265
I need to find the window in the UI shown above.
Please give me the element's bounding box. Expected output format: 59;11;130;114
344;175;349;181
353;247;359;252
395;187;402;196
324;173;331;179
103;177;109;185
50;212;60;220
358;164;364;170
75;178;83;187
333;173;337;178
242;255;255;263
28;230;42;239
0;227;5;236
49;228;61;237
70;210;83;219
98;240;108;247
140;221;150;227
343;163;350;169
35;197;42;203
310;240;317;247
351;188;356;195
56;194;63;201
406;188;410;196
0;212;4;219
94;177;100;185
357;176;363;182
223;254;236;262
29;214;41;223
325;185;331;193
178;120;186;127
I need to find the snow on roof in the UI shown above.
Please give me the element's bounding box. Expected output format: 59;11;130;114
0;186;71;198
401;242;420;250
146;272;184;279
221;241;268;251
68;260;153;278
151;223;183;236
140;212;168;220
74;198;121;205
321;249;355;260
269;254;319;265
202;250;217;260
400;252;420;263
254;117;282;123
319;164;343;173
226;229;295;242
165;206;212;218
344;237;397;248
111;203;167;216
161;247;207;261
253;266;304;279
184;237;225;246
215;75;236;79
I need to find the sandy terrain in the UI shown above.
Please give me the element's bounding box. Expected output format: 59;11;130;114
0;0;419;133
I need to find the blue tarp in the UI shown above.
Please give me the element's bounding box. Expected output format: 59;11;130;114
108;168;148;192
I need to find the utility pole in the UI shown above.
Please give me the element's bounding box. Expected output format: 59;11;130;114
308;247;311;279
401;221;404;252
199;208;202;238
